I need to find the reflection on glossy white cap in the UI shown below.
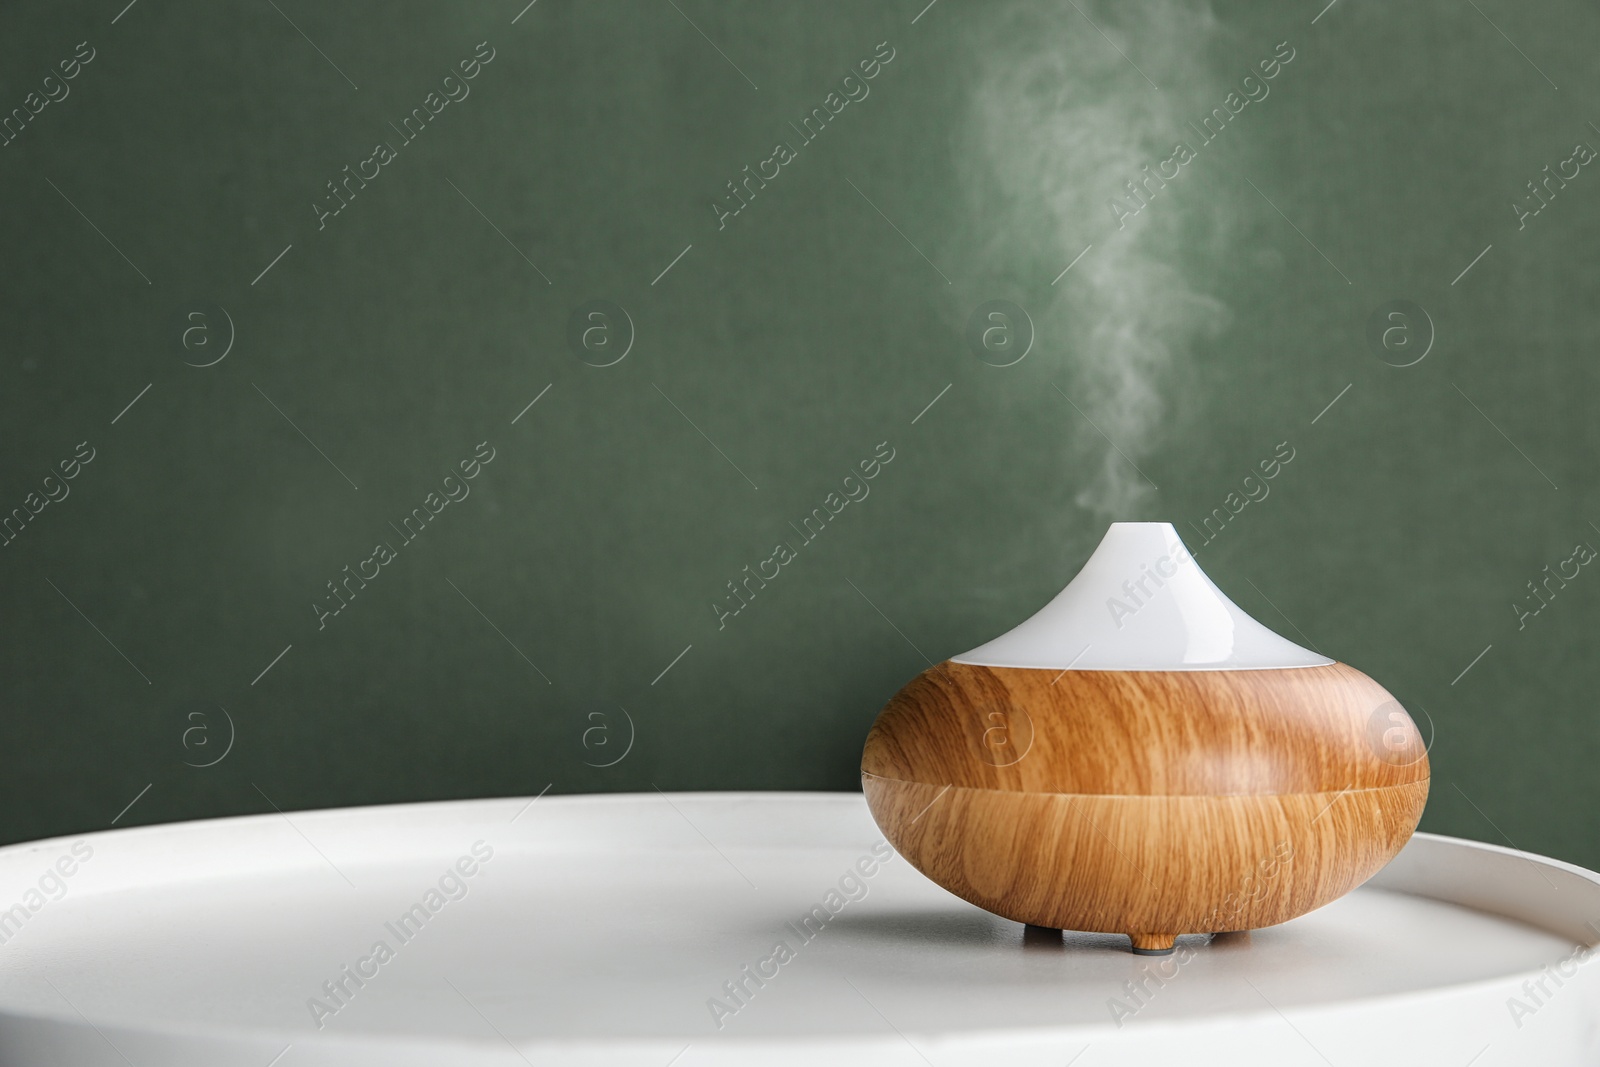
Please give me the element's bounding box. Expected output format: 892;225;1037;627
952;521;1331;671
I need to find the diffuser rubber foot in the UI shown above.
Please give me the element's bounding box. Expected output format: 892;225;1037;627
1129;933;1177;955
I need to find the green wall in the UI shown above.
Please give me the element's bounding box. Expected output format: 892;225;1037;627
3;0;1599;868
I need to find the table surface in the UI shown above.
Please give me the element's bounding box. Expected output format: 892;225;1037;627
1;791;1597;1066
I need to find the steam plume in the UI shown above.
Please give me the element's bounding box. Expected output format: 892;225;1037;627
965;0;1233;519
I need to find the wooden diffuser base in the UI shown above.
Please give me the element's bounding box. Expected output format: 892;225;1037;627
863;663;1428;953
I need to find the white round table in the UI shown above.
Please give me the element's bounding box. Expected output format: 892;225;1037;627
0;792;1595;1065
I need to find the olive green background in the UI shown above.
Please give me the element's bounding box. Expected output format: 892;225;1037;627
2;0;1598;868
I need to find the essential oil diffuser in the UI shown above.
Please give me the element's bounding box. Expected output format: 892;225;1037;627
861;521;1429;954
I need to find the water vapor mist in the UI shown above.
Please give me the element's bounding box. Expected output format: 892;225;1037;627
966;0;1233;520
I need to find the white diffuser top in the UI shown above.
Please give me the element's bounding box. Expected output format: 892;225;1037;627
953;521;1332;671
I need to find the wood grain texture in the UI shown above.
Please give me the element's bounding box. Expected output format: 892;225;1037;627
861;661;1429;950
863;662;1429;795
